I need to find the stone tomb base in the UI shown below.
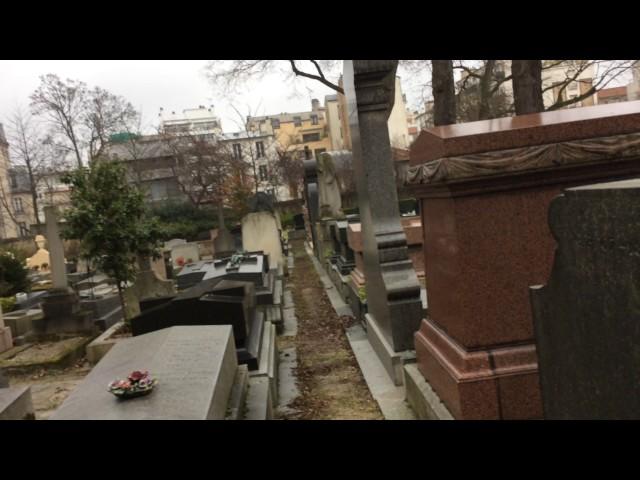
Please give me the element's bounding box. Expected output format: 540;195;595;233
35;289;95;336
0;386;35;420
404;364;454;420
248;320;278;410
365;314;415;387
50;326;241;420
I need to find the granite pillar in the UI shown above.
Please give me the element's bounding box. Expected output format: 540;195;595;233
406;100;640;419
344;60;422;385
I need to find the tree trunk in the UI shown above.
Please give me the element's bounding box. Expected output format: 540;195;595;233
217;202;226;229
512;60;544;115
432;60;457;126
478;60;496;120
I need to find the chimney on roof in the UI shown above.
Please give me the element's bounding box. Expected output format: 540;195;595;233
312;99;320;111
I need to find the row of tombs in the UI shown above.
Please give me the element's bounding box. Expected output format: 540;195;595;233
301;61;640;420
0;193;292;420
4;61;640;421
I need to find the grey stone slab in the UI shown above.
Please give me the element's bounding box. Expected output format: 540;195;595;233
225;365;249;420
282;307;297;337
85;321;125;365
0;367;8;388
249;321;278;406
404;364;454;420
0;386;35;420
345;324;417;420
365;314;415;387
276;347;300;417
245;376;273;420
531;178;640;420
50;326;237;420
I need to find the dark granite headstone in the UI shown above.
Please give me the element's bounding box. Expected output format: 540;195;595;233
131;278;263;369
530;178;640;420
293;214;305;230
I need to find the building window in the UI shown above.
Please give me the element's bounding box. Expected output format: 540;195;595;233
311;114;318;125
302;133;320;143
18;222;28;237
256;141;265;158
271;119;280;129
232;143;242;159
294;116;302;127
10;173;18;189
13;197;23;214
259;165;268;181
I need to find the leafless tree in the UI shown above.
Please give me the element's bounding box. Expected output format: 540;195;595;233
30;74;88;168
3;107;48;228
160;131;246;219
30;74;141;169
206;60;343;96
84;86;139;161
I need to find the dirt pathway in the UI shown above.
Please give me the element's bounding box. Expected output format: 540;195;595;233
277;239;383;420
8;362;92;420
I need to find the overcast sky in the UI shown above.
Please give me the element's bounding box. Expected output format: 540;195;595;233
0;60;430;136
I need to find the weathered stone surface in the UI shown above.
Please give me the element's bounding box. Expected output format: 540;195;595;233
50;326;238;420
303;158;320;257
171;243;200;268
343;60;422;354
0;367;8;388
242;211;283;270
531;178;640;419
44;207;67;289
0;385;35;420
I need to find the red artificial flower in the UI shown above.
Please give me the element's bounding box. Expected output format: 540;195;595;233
128;371;147;382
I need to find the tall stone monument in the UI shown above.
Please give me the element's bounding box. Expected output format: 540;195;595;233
303;158;319;256
343;60;422;385
34;206;93;335
531;179;640;419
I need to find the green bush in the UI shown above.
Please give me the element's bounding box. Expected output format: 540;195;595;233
0;296;16;313
0;250;30;297
150;201;239;242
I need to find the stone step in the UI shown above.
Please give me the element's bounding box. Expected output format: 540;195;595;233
0;386;35;420
249;321;278;406
244;376;273;420
226;365;249;420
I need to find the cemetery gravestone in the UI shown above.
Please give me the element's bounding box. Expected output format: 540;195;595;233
50;325;238;420
131;278;263;369
406;100;640;419
531;179;640;419
242;212;283;272
171;243;200;269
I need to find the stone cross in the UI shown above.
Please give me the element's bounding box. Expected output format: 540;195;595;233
44;206;68;290
343;60;422;356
